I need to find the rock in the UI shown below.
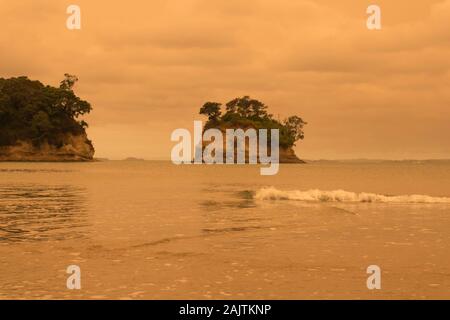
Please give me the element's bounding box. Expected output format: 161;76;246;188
279;147;306;164
0;132;94;162
201;127;305;164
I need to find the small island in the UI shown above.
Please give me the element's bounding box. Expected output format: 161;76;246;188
0;75;94;161
199;96;307;163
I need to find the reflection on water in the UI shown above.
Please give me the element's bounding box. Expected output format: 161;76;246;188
0;184;88;242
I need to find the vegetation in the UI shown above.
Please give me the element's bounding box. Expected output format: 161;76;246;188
199;96;307;148
0;74;92;147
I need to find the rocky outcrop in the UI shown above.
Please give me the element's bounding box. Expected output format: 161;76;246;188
201;126;305;164
0;133;94;161
279;147;305;163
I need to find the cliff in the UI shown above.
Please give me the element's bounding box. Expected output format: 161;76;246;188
0;75;94;162
0;132;94;162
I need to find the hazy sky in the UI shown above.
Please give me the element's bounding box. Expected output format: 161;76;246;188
1;0;449;159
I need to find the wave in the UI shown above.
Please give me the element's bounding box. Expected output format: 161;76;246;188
254;187;450;204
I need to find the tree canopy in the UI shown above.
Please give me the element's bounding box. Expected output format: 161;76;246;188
0;74;92;147
199;96;306;148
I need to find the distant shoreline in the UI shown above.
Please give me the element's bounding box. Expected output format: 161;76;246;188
1;158;448;163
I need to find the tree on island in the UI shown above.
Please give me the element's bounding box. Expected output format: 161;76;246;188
199;102;222;123
199;96;307;149
0;74;92;149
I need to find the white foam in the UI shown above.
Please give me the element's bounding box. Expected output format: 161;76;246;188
255;187;450;204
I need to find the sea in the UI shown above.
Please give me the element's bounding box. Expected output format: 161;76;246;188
0;160;449;299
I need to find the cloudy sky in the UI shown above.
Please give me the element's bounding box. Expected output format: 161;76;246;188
1;0;449;159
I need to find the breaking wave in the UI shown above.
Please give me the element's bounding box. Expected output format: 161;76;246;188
254;187;450;204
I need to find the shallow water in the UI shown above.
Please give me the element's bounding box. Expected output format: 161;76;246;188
0;160;449;299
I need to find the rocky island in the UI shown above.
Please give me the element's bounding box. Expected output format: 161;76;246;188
0;75;94;161
199;96;307;163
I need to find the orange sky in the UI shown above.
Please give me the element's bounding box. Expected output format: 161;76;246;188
1;0;449;159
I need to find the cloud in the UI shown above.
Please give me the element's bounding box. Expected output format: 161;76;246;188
1;0;449;159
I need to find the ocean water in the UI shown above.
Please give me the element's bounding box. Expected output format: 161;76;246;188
0;160;449;299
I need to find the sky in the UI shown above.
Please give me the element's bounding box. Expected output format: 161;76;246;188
1;0;449;160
